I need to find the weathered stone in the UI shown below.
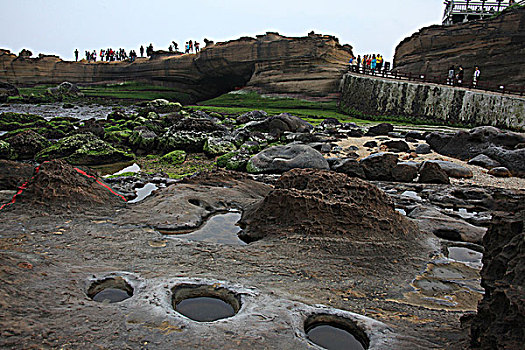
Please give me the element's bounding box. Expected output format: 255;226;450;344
36;133;133;165
359;152;399;181
330;158;366;179
366;123;394;136
469;199;525;349
488;167;512;178
392;162;418;182
146;99;182;114
239;168;420;243
160;150;186;165
161;117;228;152
6;130;50;160
0;82;19;102
129;127;158;154
363;141;378;148
46;82;83;98
382;140;410;153
418;162;450;184
216;151;251;171
203;137;237;156
236;110;267;124
422;160;473;178
415;143;432;154
0;160;34;190
468;154;501;169
0;140;16;160
247;144;329;174
408;206;487;244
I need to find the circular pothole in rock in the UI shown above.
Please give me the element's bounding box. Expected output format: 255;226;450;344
87;277;133;303
172;284;241;322
304;314;369;350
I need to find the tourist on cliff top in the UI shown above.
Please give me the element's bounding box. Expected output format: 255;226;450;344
185;42;190;54
371;55;377;74
456;66;464;86
195;41;200;53
146;43;154;57
189;40;193;53
92;50;97;62
376;54;383;72
356;55;361;72
473;67;480;87
140;45;144;57
448;66;455;85
172;41;179;52
74;49;79;62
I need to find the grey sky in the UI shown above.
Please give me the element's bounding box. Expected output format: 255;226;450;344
0;0;444;63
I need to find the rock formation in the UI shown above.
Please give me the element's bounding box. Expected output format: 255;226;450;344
0;32;353;103
393;6;525;88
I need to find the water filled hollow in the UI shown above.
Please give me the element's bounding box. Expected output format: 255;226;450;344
87;277;133;303
160;212;246;245
128;183;158;203
304;315;369;350
172;284;241;322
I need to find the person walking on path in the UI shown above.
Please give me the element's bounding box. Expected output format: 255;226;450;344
448;66;455;85
140;45;144;57
456;66;464;86
473;66;480;87
74;49;78;61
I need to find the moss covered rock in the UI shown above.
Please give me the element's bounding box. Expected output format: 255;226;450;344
6;130;51;160
0;140;16;160
129;127;158;155
147;99;182;114
0;112;45;125
216;151;250;171
36;133;134;165
160;150;186;165
203;137;237;156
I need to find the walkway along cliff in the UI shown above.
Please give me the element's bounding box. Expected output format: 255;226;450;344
339;73;525;131
0;32;353;104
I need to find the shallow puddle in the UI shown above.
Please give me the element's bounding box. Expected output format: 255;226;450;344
128;183;158;203
113;163;141;175
161;212;246;246
0;103;136;121
92;288;131;303
175;296;236;322
306;324;365;350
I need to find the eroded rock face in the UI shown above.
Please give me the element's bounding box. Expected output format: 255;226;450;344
239;169;420;243
0;33;353;103
393;7;525;87
469;199;525;349
247;144;329;174
0;160;126;214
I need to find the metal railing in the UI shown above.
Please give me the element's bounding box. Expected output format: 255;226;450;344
348;65;525;97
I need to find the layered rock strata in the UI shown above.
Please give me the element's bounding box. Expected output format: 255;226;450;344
393;7;525;88
0;33;353;103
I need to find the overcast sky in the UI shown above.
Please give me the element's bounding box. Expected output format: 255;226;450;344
0;0;444;62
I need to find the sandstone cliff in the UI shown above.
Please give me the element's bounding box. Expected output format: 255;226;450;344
0;33;353;104
393;6;525;89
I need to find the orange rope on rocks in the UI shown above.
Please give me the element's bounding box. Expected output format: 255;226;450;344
0;162;127;211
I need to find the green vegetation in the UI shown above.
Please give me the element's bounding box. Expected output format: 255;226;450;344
136;153;215;179
160;150;187;165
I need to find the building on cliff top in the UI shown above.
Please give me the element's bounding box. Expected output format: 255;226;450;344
443;0;521;24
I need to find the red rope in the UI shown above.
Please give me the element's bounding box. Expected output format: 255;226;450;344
0;162;126;211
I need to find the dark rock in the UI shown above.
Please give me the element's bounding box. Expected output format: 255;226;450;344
46;82;83;98
146;99;182;114
469;199;525;349
6;130;50;160
346;145;359;151
129;127;158;155
331;158;366;179
345;129;365;137
422;160;473;178
487;167;512;177
239;168;419;243
0;140;15;160
408;206;486;243
0;160;34;190
161;117;228;152
0;82;19;102
247;144;329;174
204;137;237;156
363;141;377;148
415;143;432;154
236;110;268;124
418;162;450;184
468;154;501;169
405;131;425;140
365;123;394;136
392;162;418;182
382;140;410;153
360;152;399;181
216;151;251;171
77;119;105;138
266;113;313;136
483;146;525;177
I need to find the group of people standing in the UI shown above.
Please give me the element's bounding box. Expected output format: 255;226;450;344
184;40;200;54
349;54;388;74
75;47;137;62
448;65;481;87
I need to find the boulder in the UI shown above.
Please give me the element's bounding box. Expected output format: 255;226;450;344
146;99;182;113
392;162;418;182
488;167;512;177
245;113;313;136
129;127;158;154
246;144;329;174
0;82;19;102
365;123;394;136
239;168;420;243
382;140;410;153
216;151;251;171
203;137;237;156
415;143;432;154
359;152;399;181
6;130;50;160
36;133;133;165
468;154;501;169
236;110;267;124
408;206;487;244
330;158;366;179
160;150;186;165
0;140;16;160
483;146;525;177
468;199;525;349
421;160;473;178
418;162;450;184
46;82;83;98
363;141;378;148
160;117;228;152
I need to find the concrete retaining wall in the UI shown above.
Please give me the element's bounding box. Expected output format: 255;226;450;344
339;73;525;131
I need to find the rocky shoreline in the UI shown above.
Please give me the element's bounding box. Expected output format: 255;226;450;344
1;99;524;349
